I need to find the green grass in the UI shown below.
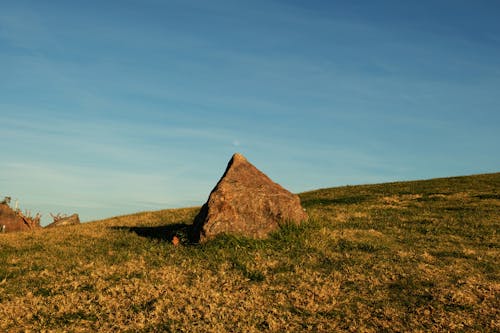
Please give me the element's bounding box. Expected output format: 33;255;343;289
0;173;499;332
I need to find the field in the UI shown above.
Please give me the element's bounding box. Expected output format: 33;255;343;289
0;173;499;332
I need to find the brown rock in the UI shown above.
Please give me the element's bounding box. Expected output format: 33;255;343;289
0;203;41;233
45;213;80;228
191;153;307;242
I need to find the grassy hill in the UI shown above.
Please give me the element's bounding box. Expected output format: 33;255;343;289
0;173;499;332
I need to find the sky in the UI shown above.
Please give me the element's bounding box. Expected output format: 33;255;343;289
1;0;499;226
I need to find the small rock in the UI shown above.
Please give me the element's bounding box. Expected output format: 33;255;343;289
0;202;41;233
45;213;80;228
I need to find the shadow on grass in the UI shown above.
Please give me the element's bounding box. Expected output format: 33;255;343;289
112;223;193;243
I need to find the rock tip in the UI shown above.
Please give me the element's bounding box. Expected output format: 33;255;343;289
231;152;247;162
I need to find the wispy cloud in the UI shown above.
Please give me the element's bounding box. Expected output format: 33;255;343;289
1;0;499;225
0;7;61;51
0;160;189;224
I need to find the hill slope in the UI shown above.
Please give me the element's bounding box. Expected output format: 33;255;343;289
0;173;499;332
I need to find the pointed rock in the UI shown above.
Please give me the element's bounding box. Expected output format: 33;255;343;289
191;153;308;242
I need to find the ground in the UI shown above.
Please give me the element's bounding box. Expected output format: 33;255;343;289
0;173;499;332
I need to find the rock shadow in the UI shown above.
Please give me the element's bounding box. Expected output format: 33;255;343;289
112;223;194;243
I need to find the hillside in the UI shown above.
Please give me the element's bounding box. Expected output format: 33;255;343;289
0;173;499;332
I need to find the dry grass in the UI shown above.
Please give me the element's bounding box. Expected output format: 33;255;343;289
1;173;499;332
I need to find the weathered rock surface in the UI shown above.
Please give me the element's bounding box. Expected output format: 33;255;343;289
0;203;41;233
191;153;307;242
46;213;81;228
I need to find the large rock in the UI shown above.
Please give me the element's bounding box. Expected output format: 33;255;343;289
0;202;41;233
191;153;307;242
46;213;80;228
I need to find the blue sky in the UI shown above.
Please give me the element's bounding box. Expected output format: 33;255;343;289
1;0;499;225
